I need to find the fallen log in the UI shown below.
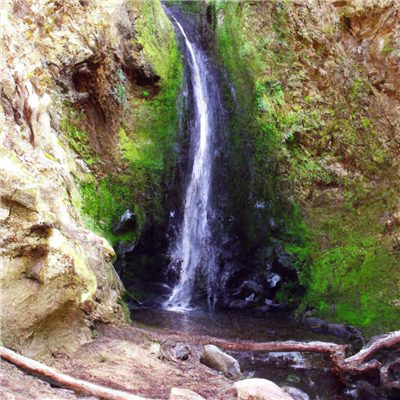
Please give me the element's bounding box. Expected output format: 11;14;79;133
0;346;154;400
342;331;400;369
136;328;349;368
137;327;400;378
380;358;400;390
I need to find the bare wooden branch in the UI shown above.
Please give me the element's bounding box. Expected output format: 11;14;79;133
136;328;349;368
342;331;400;369
0;346;154;400
137;328;400;377
204;338;348;359
381;358;400;390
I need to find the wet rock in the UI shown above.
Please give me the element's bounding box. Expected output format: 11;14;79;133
282;386;310;400
170;388;206;400
200;345;241;379
267;273;281;288
112;209;136;233
346;380;388;400
303;318;363;345
232;378;294;400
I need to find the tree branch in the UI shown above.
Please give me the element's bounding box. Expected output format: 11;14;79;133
0;346;154;400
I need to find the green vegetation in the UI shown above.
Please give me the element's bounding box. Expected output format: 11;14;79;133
117;297;131;323
214;0;400;333
91;329;100;339
99;353;109;362
167;1;202;14
61;1;183;248
60;0;400;333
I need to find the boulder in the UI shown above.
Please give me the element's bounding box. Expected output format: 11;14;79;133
200;345;241;379
282;386;310;400
303;318;363;345
232;379;294;400
159;340;193;362
170;388;206;400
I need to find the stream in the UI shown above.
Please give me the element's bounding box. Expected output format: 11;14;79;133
130;5;352;400
131;308;350;400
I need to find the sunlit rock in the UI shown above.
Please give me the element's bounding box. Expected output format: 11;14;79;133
200;345;241;379
232;378;294;400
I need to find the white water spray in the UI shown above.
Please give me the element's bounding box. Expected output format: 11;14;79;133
166;18;214;310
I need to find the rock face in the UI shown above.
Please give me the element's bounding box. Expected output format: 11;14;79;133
200;345;241;379
0;1;133;357
0;0;161;360
232;379;294;400
213;0;400;330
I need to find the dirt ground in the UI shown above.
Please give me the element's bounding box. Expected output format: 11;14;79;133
0;324;235;400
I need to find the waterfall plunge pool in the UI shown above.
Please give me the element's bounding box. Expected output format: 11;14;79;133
130;308;352;400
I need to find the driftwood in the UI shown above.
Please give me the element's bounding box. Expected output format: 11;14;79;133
381;358;400;390
2;328;400;395
138;328;400;389
137;328;349;366
342;330;400;369
0;346;153;400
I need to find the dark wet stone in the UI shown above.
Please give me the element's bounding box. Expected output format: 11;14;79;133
347;380;388;400
303;318;363;345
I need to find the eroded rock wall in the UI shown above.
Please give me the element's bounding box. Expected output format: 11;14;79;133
0;0;172;360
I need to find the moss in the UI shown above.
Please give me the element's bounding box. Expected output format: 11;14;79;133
61;1;183;248
117;298;131;324
99;353;109;362
91;329;100;339
167;1;202;15
214;0;400;333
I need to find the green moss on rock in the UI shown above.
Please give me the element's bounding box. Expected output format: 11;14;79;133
214;0;400;333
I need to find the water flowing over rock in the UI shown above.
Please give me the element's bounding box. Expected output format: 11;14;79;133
163;7;221;310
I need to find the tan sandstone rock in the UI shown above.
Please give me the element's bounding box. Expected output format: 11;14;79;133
232;378;294;400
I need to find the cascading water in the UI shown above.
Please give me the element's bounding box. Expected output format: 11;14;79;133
164;9;217;310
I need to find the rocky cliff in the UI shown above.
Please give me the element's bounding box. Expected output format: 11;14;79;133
212;0;400;332
2;0;400;361
1;0;181;359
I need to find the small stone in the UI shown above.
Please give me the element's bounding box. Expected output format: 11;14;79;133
160;340;192;362
282;386;310;400
232;379;294;400
170;388;206;400
200;345;241;379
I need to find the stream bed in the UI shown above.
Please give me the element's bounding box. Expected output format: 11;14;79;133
131;308;351;400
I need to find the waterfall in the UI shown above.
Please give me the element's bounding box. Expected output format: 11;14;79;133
165;14;215;310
